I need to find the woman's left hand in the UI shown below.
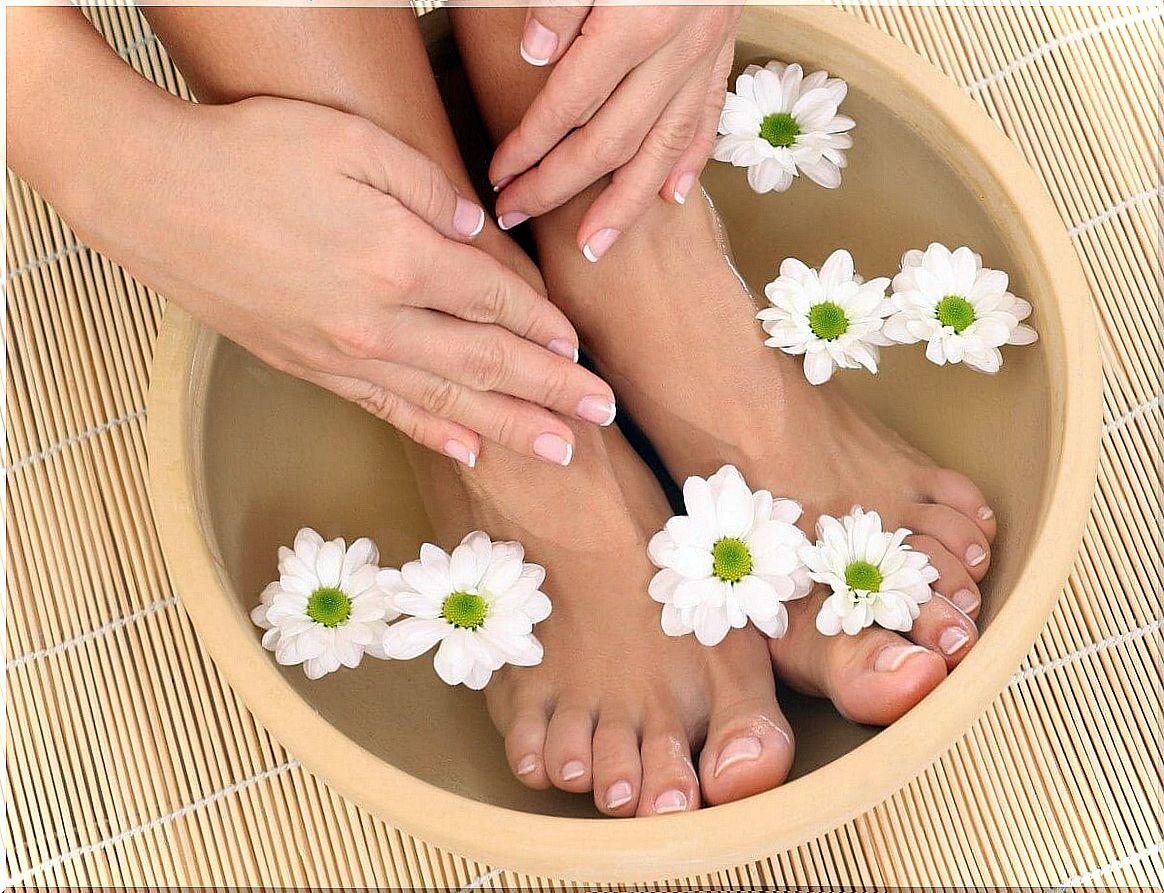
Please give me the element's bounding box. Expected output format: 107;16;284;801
491;3;741;261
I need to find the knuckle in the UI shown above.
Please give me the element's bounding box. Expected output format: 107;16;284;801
474;278;508;324
539;363;574;407
419;377;462;418
592;133;633;171
465;336;511;389
357;386;399;422
491;410;518;447
331;319;384;360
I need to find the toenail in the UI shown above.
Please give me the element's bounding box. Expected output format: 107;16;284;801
952;588;980;613
560;760;586;782
653;789;688;814
965;544;987;567
874;643;931;673
977;505;994;521
939;626;971;655
516;754;538;776
604;781;634;809
713;736;763;777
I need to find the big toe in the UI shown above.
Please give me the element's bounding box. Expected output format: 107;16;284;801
698;693;795;806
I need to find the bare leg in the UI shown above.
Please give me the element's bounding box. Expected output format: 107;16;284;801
145;7;795;814
450;7;992;726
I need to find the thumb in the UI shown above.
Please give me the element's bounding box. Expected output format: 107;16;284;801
521;1;594;66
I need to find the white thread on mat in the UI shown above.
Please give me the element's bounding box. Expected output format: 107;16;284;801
117;33;158;58
6;595;180;671
1051;839;1164;892
1103;394;1162;436
1069;186;1161;238
1009;618;1164;687
4;408;146;473
965;7;1163;94
4;241;86;282
8;758;301;885
459;867;504;892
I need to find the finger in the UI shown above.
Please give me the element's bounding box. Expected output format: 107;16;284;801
387;308;617;427
520;1;593;67
661;37;734;205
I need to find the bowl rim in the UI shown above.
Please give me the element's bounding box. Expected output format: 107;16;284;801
147;5;1101;882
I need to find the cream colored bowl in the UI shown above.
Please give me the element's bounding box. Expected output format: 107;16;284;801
148;6;1100;882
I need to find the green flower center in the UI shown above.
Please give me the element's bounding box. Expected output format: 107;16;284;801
844;560;883;593
936;294;977;333
808;301;850;341
441;591;488;630
306;587;351;628
759;112;801;148
712;537;753;583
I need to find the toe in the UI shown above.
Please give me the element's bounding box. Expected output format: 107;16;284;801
503;702;553;790
907;503;992;582
905;531;981;619
590;715;643;816
698;694;795;806
543;703;595;793
906;596;979;670
923;468;997;542
637;717;700;816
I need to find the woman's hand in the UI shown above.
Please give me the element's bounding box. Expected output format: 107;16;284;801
492;3;741;260
76;97;618;467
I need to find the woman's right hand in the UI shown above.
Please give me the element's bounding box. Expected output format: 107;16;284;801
76;96;616;466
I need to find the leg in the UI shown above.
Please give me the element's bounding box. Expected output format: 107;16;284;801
147;7;793;812
451;8;990;726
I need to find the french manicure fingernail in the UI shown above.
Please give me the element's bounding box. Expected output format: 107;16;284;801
673;171;697;205
654;789;688;814
516;754;538;776
547;338;580;362
520;18;558;66
453;197;485;238
497;211;530;231
965;544;987;567
977;505;994;521
582;228;621;262
605;780;634;809
533;433;572;465
560;760;586;782
443;439;476;468
952;588;980;613
576;395;617;427
939;626;971;655
874;643;931;673
713;736;762;777
492;174;515;193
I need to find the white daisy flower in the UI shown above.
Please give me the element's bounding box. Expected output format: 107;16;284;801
757;249;895;385
647;465;812;647
800;507;938;637
251;528;399;680
884;243;1039;373
381;531;551;690
713;60;855;194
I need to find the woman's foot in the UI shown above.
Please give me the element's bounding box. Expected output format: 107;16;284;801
533;188;995;726
409;422;796;814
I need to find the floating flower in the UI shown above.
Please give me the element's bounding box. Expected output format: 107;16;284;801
251;528;398;679
800;508;938;636
757;249;894;385
884;243;1038;373
647;465;812;646
381;532;550;690
713;60;854;194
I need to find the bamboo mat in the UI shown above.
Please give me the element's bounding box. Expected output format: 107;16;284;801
5;3;1161;888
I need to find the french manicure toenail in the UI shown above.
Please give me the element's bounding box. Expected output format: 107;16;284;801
966;544;987;567
939;627;971;655
654;789;688;814
560;760;586;782
577;395;617;427
520;18;558;66
714;736;763;777
453;197;485;238
952;588;980;613
605;781;634;809
582;228;621;263
547;338;580;362
977;505;994;521
497;211;530;231
516;755;538;776
673;171;697;205
443;440;475;468
874;644;931;673
532;433;572;466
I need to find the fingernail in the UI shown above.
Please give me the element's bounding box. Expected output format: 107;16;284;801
605;780;634;809
560;760;586;782
713;736;762;777
952;588;980;613
547;338;579;362
443;439;476;468
582;228;621;262
965;544;987;567
874;643;931;673
653;789;688;814
533;433;572;465
576;395;617;427
516;754;538;776
939;626;971;655
977;505;994;521
673;171;697;205
453;197;485;238
497;211;530;231
520;18;558;66
492;174;515;193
